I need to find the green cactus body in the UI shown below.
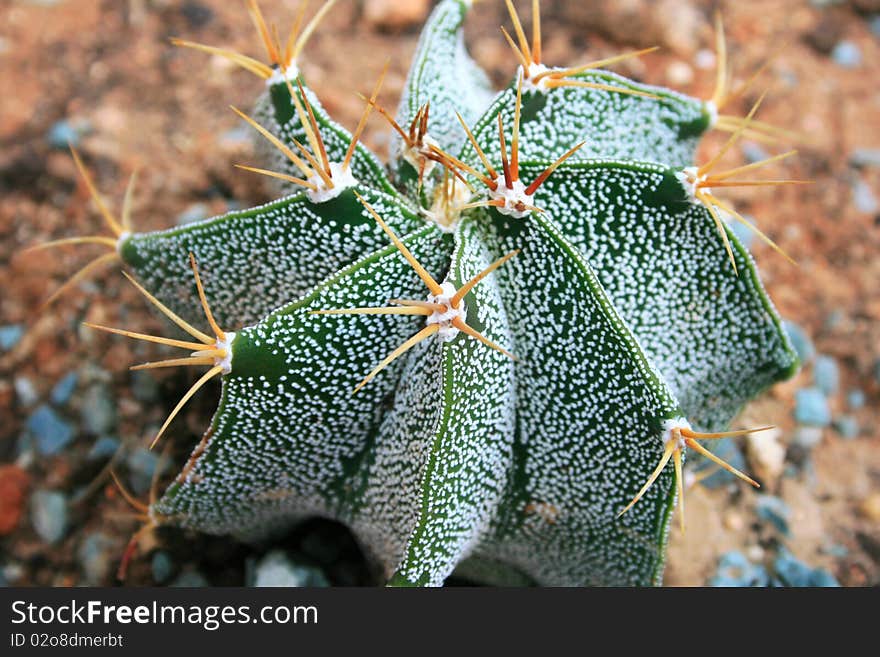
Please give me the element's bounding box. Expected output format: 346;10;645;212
85;0;797;585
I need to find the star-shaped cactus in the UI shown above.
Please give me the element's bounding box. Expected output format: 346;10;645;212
38;0;800;586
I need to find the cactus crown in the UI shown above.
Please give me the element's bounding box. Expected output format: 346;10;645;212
39;0;802;586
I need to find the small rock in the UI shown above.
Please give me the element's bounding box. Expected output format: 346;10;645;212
171;570;209;587
151;551;175;583
47;120;80;149
88;435;121;461
755;495;791;536
812;354;839;395
723;510;745;532
870;14;880;38
126;448;163;496
699;438;748;488
729;215;756;249
741;141;770;164
833;415;859;439
30;490;69;544
665;61;693;86
709;551;767;587
795;388;831;427
252;550;329;587
364;0;431;31
0;324;23;351
746;427;786;486
694;49;715;70
0;465;30;536
858;492;880;522
824;308;845;330
773;548;839;587
78;532;116;584
14;377;39;407
176;202;210;226
131;370;160;403
782;320;814;364
852;177;878;213
27;405;75;456
850;148;880;168
80;384;117;435
50;372;78;406
846;388;865;410
792;426;824;450
830;40;862;68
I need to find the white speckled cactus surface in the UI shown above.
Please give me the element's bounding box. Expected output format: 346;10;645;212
44;0;802;586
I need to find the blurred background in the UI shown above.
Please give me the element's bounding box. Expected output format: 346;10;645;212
0;0;878;587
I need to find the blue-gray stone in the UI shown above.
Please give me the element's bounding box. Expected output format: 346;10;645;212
27;405;75;456
853;177;878;214
813;354;839;396
50;372;78;406
850;148;880;168
773;550;812;586
78;532;115;584
709;551;767;587
808;568;840;587
126;448;163;496
833;415;859;439
0;324;23;351
756;495;791;536
783;320;814;364
252;550;329;587
80;384;116;435
171;570;209;587
847;388;865;410
831;40;861;68
47;120;79;149
741;141;770;164
14;377;39;407
176;202;210;226
729;216;755;249
151;551;175;583
793;426;823;450
88;435;120;461
871;15;880;38
131;370;159;403
699;438;748;488
795;387;831;427
30;490;69;544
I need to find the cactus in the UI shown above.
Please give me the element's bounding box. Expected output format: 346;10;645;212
39;0;803;586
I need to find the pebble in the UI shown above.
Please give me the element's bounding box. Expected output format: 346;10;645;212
852;177;878;214
14;376;39;407
176;202;210;226
131;370;160;403
47;120;79;149
151;551;175;583
88;435;121;461
782;320;814;364
665;61;693;86
870;15;880;38
77;532;116;584
846;388;865;410
80;384;117;435
30;490;69;544
699;439;747;488
170;570;209;587
27;404;75;456
50;372;78;406
813;354;839;395
793;426;824;450
126;448;162;496
729;215;756;249
741;141;770;164
745;427;786;486
252;550;329;587
0;324;23;351
850;148;880;168
833;415;859;439
709;551;768;587
0;465;30;535
773;549;839;587
363;0;431;30
830;40;862;68
795;387;831;427
755;495;791;536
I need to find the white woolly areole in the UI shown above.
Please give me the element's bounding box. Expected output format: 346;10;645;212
661;417;692;449
676;166;709;205
306;162;357;203
426;282;465;342
266;63;300;87
521;63;552;93
116;231;131;255
705;99;719;128
215;331;235;374
402;134;440;178
489;179;535;218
